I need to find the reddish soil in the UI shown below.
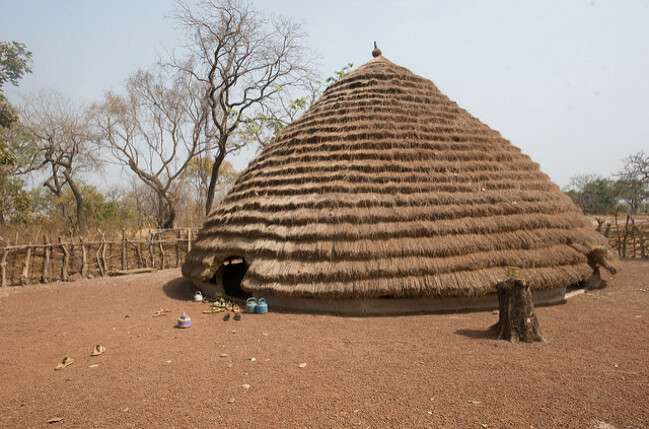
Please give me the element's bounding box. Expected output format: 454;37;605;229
1;261;648;428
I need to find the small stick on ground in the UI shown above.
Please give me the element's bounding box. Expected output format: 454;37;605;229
108;267;155;276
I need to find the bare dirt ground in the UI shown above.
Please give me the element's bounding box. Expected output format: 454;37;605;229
1;261;647;428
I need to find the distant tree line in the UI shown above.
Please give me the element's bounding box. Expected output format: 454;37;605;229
1;1;360;241
563;150;649;215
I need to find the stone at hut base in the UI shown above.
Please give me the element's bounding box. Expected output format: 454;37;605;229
586;266;607;290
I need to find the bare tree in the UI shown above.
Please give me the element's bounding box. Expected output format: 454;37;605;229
93;67;212;228
171;0;312;215
623;150;649;181
617;150;649;214
123;175;160;229
20;91;98;237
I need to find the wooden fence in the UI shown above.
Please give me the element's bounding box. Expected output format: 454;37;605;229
596;214;649;259
0;228;199;287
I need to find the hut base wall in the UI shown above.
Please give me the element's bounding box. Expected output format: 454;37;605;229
192;280;566;315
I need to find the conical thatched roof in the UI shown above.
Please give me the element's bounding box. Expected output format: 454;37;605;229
183;54;619;303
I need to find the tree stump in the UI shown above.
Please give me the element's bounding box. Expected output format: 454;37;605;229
492;278;544;343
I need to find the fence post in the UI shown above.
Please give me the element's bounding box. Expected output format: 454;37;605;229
622;215;630;259
60;236;69;282
187;228;192;253
1;249;8;287
121;229;126;270
159;231;166;270
134;243;143;268
176;229;181;267
20;246;32;285
42;235;50;284
96;231;105;277
149;229;155;269
603;222;611;238
103;235;109;274
631;216;645;259
614;210;621;256
80;237;88;279
632;223;637;258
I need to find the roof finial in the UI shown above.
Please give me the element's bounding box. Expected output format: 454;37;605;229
372;41;382;58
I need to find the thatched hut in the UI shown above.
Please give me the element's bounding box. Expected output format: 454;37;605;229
182;51;619;315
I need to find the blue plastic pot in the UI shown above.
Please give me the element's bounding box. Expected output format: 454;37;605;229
246;297;258;313
256;298;268;314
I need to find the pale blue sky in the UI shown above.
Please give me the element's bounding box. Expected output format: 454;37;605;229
2;0;648;187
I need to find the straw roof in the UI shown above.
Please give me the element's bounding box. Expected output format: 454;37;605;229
183;54;619;299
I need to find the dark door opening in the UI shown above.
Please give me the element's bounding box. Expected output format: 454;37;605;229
222;257;251;299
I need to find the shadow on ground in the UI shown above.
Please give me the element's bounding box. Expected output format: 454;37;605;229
163;277;194;301
455;328;497;340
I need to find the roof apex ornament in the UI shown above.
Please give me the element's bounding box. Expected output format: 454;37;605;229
372;41;382;58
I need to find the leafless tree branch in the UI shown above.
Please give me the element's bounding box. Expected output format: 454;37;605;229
169;0;313;215
93;65;213;228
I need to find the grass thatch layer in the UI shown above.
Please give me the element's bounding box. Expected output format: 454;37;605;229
182;56;618;299
241;265;592;299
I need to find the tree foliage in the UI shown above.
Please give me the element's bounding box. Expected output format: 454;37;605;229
563;174;621;215
0;173;30;226
185;157;239;204
1;41;33;132
565;151;649;215
0;41;32;227
25;185;142;235
0;41;33;87
238;63;354;150
0;123;35;227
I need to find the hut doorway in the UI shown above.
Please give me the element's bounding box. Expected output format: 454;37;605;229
221;257;250;299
